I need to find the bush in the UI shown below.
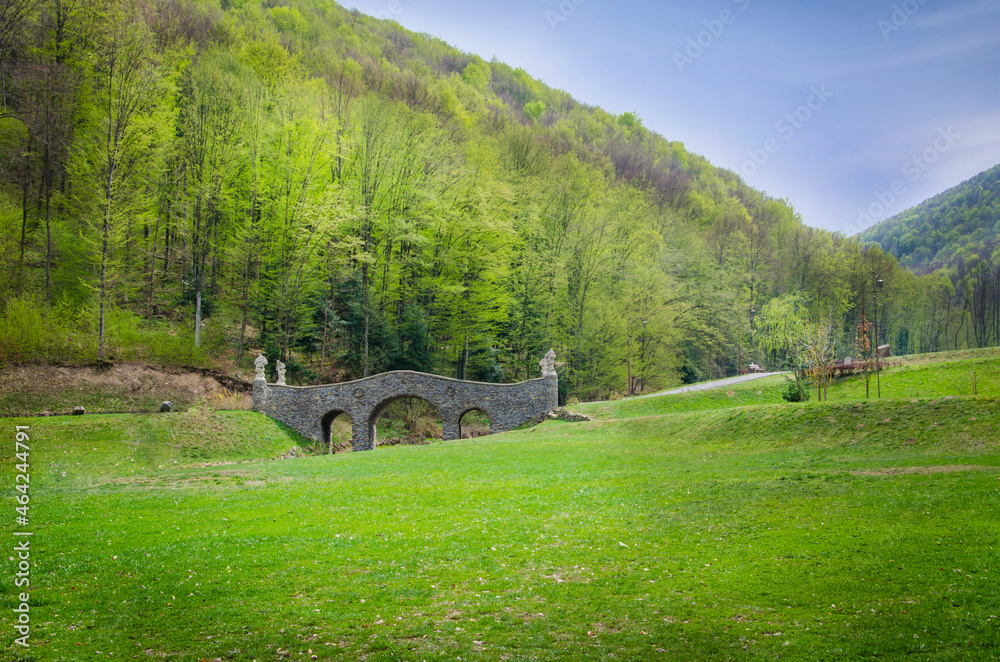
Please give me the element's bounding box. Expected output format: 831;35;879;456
0;294;89;364
781;375;809;402
0;294;213;367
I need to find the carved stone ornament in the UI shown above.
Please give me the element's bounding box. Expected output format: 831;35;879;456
275;360;287;386
539;349;557;377
254;354;268;381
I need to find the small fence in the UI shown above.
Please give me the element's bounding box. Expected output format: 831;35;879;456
825;359;900;378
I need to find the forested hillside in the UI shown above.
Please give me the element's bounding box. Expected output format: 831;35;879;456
1;0;994;398
860;164;1000;352
861;164;1000;273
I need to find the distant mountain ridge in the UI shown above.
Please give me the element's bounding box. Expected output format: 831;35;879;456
859;164;1000;273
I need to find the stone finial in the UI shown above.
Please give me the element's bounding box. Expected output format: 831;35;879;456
254;353;268;381
275;360;286;386
539;349;557;377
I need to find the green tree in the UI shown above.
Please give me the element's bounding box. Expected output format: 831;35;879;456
755;292;812;368
176;51;243;348
90;13;159;360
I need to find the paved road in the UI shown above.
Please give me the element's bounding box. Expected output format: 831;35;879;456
633;371;789;399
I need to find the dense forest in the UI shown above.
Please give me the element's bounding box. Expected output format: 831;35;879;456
861;164;1000;273
2;0;998;399
860;165;1000;352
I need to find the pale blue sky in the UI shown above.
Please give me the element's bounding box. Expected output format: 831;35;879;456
346;0;1000;234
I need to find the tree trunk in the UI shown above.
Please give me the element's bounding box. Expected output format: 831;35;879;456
363;287;370;377
163;225;170;275
19;136;32;264
362;253;371;376
44;166;52;301
99;199;111;361
148;204;161;319
194;280;202;348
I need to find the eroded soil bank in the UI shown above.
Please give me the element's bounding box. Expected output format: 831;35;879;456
0;363;251;416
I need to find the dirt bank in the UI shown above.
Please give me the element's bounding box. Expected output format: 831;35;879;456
0;363;252;417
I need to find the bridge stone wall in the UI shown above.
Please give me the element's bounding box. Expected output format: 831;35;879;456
253;367;558;451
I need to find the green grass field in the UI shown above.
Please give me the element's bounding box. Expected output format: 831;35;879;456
574;346;1000;421
2;350;1000;660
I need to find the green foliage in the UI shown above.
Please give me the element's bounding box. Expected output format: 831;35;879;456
861;163;1000;273
523;99;546;121
618;111;641;129
461;60;490;90
781;374;809;402
0;293;210;366
0;0;980;400
0;295;84;364
754;291;812;368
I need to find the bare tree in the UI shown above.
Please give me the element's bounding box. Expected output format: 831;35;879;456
801;321;837;402
0;0;37;75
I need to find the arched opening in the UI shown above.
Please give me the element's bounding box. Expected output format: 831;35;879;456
370;396;443;448
460;409;491;439
321;410;353;454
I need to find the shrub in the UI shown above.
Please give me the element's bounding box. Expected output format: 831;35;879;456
0;294;89;364
0;294;212;367
781;375;809;402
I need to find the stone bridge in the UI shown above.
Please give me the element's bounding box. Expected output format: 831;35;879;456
252;351;559;451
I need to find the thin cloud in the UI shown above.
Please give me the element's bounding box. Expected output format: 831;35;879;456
811;29;1000;80
956;111;1000;150
879;30;1000;66
914;0;1000;28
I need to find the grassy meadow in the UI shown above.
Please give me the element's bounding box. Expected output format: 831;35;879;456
2;350;1000;660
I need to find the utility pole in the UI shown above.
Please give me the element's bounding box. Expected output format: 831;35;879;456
873;274;883;398
860;279;869;400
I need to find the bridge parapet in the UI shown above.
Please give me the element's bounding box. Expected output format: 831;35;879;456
252;356;558;452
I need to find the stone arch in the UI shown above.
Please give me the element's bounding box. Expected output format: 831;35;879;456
459;407;491;439
253;363;558;452
367;394;446;449
321;409;354;453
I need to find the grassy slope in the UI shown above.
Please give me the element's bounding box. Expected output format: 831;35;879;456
573;347;1000;421
1;352;999;661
